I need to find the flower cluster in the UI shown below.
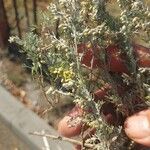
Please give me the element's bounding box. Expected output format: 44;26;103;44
10;0;150;149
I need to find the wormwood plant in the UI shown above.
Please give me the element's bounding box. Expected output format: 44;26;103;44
10;0;150;149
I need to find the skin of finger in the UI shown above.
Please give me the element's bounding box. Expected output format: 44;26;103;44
58;115;82;137
74;144;81;150
124;114;150;139
134;136;150;147
124;109;150;147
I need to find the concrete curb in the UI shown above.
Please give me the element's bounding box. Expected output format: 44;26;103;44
0;85;73;150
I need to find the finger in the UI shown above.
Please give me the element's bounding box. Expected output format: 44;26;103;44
124;109;150;147
74;144;81;150
58;83;112;137
77;43;150;72
58;83;126;138
133;44;150;68
105;44;150;72
77;43;101;69
93;83;111;102
74;128;96;150
58;106;84;138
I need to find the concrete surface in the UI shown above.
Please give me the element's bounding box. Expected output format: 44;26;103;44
0;121;29;150
0;85;73;150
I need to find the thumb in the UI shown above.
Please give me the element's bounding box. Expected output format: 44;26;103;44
124;109;150;147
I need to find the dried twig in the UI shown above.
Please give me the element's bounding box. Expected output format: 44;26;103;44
29;131;94;149
39;107;52;117
37;75;54;108
42;130;50;150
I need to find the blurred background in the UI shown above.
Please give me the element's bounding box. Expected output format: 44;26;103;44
0;0;149;149
0;0;74;127
0;1;74;149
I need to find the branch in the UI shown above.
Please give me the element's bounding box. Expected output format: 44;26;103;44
41;130;50;150
29;131;94;149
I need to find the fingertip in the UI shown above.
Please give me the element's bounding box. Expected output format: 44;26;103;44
58;115;82;137
124;109;150;147
74;144;81;150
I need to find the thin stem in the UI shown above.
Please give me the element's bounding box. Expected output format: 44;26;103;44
39;107;52;117
38;75;54;108
29;131;94;149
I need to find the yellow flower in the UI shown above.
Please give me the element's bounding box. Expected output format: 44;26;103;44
49;66;75;82
63;69;75;82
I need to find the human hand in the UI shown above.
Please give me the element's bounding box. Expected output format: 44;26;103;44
124;109;150;147
57;43;150;149
58;105;150;149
